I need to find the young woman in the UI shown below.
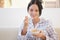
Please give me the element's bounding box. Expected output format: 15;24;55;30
17;0;58;40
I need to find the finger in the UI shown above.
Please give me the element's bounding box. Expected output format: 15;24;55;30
39;30;43;33
24;16;28;21
25;16;28;19
25;16;28;21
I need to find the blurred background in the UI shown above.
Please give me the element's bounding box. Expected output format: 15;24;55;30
0;0;60;40
0;0;60;28
0;0;60;8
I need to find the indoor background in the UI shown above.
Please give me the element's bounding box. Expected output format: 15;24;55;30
0;0;60;40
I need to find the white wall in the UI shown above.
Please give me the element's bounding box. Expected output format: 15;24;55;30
0;8;27;28
0;8;60;28
41;8;60;28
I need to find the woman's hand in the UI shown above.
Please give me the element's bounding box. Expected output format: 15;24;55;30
32;30;46;40
24;16;29;27
21;16;29;35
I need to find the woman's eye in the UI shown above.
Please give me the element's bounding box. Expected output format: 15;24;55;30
35;10;38;12
30;9;33;12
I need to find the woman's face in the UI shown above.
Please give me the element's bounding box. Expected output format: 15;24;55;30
28;4;39;19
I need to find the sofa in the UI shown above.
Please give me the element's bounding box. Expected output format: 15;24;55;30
0;28;60;40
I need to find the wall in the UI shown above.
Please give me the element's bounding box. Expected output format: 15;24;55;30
0;8;60;28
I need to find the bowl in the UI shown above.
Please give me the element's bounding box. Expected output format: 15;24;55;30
30;28;40;34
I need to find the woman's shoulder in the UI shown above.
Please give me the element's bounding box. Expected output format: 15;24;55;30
39;17;48;23
39;17;52;25
40;18;53;30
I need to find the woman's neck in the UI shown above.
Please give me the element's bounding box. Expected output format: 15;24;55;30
32;17;40;27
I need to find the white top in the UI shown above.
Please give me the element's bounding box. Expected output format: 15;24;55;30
17;18;58;40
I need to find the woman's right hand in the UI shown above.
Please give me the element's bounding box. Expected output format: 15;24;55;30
21;16;29;35
24;16;29;27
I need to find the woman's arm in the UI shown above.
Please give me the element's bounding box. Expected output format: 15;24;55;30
21;26;28;35
21;16;28;35
17;16;29;40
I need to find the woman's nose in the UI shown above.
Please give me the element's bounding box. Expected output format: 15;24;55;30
32;11;36;14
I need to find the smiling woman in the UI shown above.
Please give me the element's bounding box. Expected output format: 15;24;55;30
17;0;58;40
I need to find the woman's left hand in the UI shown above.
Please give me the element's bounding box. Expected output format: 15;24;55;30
32;30;46;40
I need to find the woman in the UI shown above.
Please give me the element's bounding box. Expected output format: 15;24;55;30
17;0;58;40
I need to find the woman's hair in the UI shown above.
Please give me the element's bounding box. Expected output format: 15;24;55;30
27;0;43;16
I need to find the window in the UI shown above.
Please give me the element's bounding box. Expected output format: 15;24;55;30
43;0;60;8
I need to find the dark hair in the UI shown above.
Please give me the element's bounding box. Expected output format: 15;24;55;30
27;0;43;16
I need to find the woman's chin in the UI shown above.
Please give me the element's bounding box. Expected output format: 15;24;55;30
31;17;36;20
31;17;38;19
